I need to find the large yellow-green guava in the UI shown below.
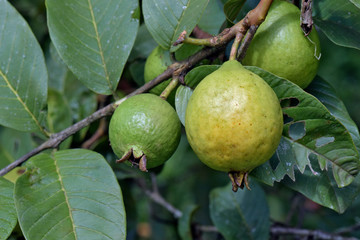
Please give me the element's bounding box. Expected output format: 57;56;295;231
242;0;321;89
109;94;181;171
185;60;283;191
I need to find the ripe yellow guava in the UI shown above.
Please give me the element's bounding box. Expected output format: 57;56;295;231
242;0;321;89
109;94;181;171
185;60;283;191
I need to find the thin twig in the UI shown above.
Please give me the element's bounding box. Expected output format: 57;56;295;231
175;0;273;48
137;177;183;219
237;25;258;61
270;226;359;240
229;32;244;60
82;95;108;149
81;117;107;149
196;225;218;233
195;224;359;240
335;222;360;235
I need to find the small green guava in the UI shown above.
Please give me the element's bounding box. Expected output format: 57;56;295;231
109;94;181;171
144;46;176;105
185;60;283;191
242;0;321;88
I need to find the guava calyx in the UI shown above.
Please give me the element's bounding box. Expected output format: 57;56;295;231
228;171;250;192
117;148;148;172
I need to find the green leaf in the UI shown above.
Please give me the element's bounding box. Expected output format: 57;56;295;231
223;0;246;23
307;77;360;152
248;67;360;188
15;149;126;240
63;74;97;141
46;0;139;95
175;43;203;61
198;0;226;35
0;178;17;240
313;0;360;50
47;89;72;134
274;77;360;213
283;162;360;213
178;204;199;240
128;24;158;62
184;65;220;88
46;43;68;92
47;89;73;149
351;0;360;8
143;0;209;51
0;0;47;133
209;180;270;240
0;127;36;169
175;86;193;126
129;60;146;87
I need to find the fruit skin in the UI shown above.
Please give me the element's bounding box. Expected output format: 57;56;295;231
109;94;181;169
242;0;321;89
144;46;176;105
185;60;283;173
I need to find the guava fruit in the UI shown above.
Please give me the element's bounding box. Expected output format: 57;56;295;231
242;0;321;89
185;60;283;191
109;94;181;171
144;46;176;105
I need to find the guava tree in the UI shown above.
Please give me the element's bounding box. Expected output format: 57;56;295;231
1;0;360;239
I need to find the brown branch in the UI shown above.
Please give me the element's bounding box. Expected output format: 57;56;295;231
270;226;358;240
81;117;107;149
237;25;258;61
335;223;360;235
179;0;273;61
82;95;108;149
136;175;183;219
194;224;358;240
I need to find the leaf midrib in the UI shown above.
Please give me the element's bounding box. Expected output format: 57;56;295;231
0;70;44;133
53;154;78;240
87;0;113;94
230;193;254;240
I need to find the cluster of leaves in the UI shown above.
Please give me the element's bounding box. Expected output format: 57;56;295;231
1;0;360;239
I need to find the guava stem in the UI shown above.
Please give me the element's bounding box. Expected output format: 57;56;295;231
229;32;243;61
160;75;179;100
